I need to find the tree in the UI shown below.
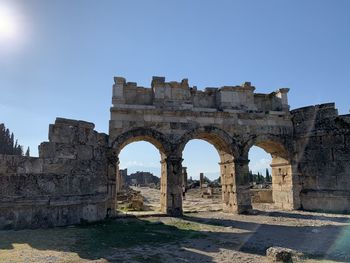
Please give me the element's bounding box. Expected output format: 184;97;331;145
0;123;25;156
265;168;272;183
25;147;30;157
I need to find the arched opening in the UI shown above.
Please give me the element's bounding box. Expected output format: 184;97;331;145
182;139;222;213
118;141;162;213
178;127;251;214
247;138;298;210
111;128;177;215
248;146;273;208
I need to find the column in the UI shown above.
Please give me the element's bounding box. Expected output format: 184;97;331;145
182;167;188;189
200;172;204;188
160;155;183;216
220;157;252;214
234;157;252;213
106;155;118;216
271;158;301;210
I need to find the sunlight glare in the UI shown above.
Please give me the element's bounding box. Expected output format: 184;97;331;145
0;4;18;40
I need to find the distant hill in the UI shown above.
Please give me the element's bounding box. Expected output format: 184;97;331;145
126;171;160;186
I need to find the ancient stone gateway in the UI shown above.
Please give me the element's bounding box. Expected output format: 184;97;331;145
109;76;299;216
1;76;349;229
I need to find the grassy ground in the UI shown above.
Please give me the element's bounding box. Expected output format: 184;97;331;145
0;217;204;262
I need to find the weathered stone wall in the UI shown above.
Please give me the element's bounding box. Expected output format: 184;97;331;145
251;189;273;203
0;118;115;229
291;103;350;212
2;76;349;230
112;76;289;112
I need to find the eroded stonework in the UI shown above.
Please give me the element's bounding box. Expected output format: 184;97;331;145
0;76;349;229
0;118;116;229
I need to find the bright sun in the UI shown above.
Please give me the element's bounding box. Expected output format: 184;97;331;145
0;5;17;39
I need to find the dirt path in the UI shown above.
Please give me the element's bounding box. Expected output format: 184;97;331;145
1;187;350;262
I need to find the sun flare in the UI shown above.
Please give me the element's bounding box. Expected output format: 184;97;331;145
0;5;17;39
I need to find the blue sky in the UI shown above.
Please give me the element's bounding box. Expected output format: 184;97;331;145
1;0;349;179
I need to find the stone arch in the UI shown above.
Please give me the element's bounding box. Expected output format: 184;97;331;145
111;127;171;158
110;128;183;216
242;134;293;160
243;134;300;210
177;126;238;161
177;126;251;213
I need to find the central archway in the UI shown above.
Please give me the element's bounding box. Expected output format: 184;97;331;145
177;126;252;213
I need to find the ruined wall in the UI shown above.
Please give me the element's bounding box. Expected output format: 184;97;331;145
3;75;350;230
0;118;115;229
292;103;350;212
112;76;289;112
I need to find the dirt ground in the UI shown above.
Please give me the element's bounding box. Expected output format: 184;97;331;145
1;187;350;263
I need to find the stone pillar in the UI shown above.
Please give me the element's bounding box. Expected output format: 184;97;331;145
291;163;301;209
160;155;183;216
220;157;252;214
234;158;252;213
116;159;122;192
271;158;301;210
200;173;204;188
182;167;188;189
107;155;118;216
275;88;290;111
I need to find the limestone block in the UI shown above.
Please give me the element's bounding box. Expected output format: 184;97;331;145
82;205;98;221
18;158;43;174
49;124;77;144
78;126;97;146
76;145;93;160
300;176;317;189
55;144;76;159
93;147;106;160
336;173;350;190
42;158;73;174
97;133;108;147
316;175;337;189
273;191;290;206
334;146;350;161
0;155;20;174
300;190;350;212
39;142;56;158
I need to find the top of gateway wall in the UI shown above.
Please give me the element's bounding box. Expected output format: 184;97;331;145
112;76;289;112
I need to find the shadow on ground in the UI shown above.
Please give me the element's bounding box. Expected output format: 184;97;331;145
0;211;349;262
183;211;350;262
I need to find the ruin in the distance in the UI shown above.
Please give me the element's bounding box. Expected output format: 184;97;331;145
1;76;349;229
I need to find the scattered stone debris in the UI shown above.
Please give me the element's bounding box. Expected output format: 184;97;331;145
117;187;145;211
266;246;303;262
